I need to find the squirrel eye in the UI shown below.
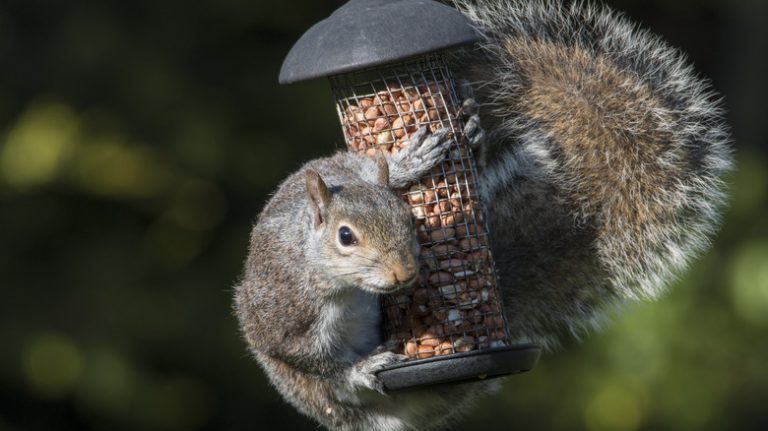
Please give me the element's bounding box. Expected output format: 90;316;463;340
338;226;358;247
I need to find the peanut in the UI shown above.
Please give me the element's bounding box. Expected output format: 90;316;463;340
373;117;390;133
397;97;411;113
466;249;489;264
386;82;404;99
392;117;407;138
429;228;455;242
438;258;465;271
459;237;483;251
467;277;491;290
437;341;454;355
405;88;420;102
364;106;381;121
428;244;459;257
440;214;456;227
359;98;374;109
454;336;476;353
382;102;397;116
439;284;463;300
428;271;453;286
417;345;435;359
407;185;426;204
425;215;441;229
376;131;395;147
419;327;442;347
411;205;427;219
405;340;418;358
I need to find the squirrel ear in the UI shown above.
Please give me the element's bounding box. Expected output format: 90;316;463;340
375;152;389;187
305;169;331;228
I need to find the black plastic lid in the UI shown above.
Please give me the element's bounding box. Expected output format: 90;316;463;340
279;0;480;84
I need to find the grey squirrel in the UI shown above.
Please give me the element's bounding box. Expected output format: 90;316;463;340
234;1;732;430
234;126;490;430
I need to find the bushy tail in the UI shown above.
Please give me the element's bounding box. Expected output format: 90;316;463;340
452;0;732;347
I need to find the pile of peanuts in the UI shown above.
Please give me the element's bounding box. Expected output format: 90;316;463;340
338;80;509;360
391;178;509;359
341;81;455;156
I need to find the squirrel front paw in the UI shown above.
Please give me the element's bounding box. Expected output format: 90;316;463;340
387;127;452;188
347;351;407;394
461;99;485;149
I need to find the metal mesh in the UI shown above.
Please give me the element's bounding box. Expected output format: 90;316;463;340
330;55;510;360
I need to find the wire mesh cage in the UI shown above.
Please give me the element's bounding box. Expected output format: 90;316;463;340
280;0;540;391
330;54;512;362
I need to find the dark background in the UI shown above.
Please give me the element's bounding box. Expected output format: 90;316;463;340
1;0;766;430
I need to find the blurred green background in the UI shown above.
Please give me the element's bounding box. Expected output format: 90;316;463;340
0;0;766;430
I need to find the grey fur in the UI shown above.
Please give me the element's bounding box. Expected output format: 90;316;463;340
452;0;732;348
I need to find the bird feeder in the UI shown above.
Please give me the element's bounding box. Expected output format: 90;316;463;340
280;0;540;392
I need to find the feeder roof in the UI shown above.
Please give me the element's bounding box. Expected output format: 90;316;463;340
278;0;480;84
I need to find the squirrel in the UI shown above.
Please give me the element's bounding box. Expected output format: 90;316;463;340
234;125;492;430
234;1;732;430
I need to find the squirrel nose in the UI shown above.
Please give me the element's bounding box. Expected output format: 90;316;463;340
392;259;417;284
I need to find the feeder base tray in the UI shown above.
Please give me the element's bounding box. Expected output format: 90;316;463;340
376;344;541;392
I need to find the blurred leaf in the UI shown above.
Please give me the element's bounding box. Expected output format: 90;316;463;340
0;100;79;189
22;333;83;399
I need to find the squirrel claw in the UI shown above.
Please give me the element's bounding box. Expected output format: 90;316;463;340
463;112;485;149
407;126;451;163
348;352;407;394
461;97;479;116
458;96;485;149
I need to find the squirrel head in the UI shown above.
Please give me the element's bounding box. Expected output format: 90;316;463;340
304;159;419;294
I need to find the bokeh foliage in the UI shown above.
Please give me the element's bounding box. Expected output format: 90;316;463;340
1;0;766;430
